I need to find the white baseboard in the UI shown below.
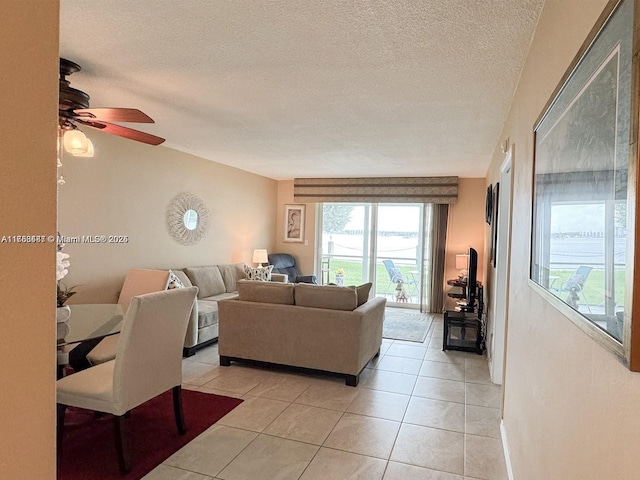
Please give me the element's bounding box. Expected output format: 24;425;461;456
500;420;515;480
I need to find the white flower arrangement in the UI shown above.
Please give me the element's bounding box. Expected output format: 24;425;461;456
56;251;70;281
56;249;77;307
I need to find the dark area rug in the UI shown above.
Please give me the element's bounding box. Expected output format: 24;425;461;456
383;308;433;342
57;389;243;480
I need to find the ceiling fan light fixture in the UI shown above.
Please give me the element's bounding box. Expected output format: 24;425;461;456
63;129;90;155
73;137;94;157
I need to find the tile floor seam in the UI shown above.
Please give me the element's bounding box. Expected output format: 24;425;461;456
318;410;347;449
386;458;464;478
209;428;263;479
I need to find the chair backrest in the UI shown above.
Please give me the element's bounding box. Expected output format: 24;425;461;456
564;266;593;289
112;287;198;412
382;260;404;283
117;269;171;312
268;253;300;282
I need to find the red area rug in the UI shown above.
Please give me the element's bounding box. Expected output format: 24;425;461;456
57;389;243;480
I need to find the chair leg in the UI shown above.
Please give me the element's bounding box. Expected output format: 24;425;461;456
113;415;131;473
56;404;67;462
579;288;592;313
173;386;187;435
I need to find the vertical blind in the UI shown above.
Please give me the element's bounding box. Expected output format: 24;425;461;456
294;177;458;204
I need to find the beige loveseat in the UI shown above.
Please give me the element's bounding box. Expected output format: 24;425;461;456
172;264;286;356
218;280;386;386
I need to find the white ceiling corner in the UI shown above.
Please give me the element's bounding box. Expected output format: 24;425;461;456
59;0;544;180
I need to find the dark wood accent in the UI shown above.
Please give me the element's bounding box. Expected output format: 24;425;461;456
173;386;187;435
183;346;197;357
73;108;154;123
114;415;131;473
183;337;218;358
218;349;380;386
56;404;67;461
75;118;165;146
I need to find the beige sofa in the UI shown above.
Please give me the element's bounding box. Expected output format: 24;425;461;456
172;264;286;356
218;280;386;386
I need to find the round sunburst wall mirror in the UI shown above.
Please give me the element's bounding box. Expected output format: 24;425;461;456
166;192;211;245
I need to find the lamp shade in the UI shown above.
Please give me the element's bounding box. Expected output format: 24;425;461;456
63;129;90;155
253;249;268;265
455;254;468;270
73;137;94;157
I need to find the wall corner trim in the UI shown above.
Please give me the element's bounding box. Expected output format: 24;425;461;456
500;420;515;480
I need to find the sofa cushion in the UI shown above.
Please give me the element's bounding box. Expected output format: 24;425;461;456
202;292;239;302
295;283;357;311
218;263;246;293
184;266;226;299
196;300;218;328
349;282;373;306
244;264;274;281
237;279;294;305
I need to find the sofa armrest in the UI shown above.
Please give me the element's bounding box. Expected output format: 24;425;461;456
271;273;288;283
297;274;317;284
183;296;199;349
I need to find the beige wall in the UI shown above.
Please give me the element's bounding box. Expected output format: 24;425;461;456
487;0;640;478
275;181;317;275
0;1;58;477
444;178;487;310
58;130;277;303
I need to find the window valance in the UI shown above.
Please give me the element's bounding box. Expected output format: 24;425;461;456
293;176;458;204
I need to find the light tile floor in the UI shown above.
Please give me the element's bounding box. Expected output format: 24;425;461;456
144;313;508;480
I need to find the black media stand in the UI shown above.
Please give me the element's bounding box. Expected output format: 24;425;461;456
443;280;484;354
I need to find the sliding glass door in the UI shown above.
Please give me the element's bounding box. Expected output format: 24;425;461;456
317;202;428;309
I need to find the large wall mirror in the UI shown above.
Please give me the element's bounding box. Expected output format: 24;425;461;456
530;0;640;369
167;192;211;245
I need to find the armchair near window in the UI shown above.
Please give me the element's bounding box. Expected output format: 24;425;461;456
268;253;317;284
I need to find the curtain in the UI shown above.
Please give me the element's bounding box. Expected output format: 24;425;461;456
425;203;449;313
294;177;458;204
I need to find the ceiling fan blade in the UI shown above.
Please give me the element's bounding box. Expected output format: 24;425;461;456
73;108;155;123
76;119;165;146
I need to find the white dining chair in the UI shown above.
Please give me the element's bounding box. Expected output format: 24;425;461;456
56;286;198;473
85;268;171;366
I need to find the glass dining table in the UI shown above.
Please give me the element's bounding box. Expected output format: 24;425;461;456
57;304;124;377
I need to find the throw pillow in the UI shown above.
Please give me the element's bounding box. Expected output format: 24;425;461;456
244;264;274;282
167;269;186;289
349;282;373;306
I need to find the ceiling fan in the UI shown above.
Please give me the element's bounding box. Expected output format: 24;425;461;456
58;58;165;146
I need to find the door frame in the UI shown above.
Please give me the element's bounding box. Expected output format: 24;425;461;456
490;146;514;385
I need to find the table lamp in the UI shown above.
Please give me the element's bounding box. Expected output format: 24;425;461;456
456;254;469;280
253;249;268;267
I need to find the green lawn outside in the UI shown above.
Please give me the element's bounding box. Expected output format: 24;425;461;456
322;258;626;309
548;269;626;308
324;257;420;300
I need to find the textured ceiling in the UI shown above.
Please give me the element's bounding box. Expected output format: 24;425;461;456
59;0;544;180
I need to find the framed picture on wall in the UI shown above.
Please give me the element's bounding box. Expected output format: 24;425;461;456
284;204;305;242
485;184;493;224
529;0;640;367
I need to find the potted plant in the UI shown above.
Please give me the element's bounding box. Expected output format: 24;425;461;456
335;268;345;286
